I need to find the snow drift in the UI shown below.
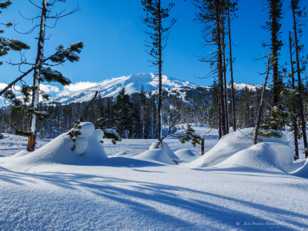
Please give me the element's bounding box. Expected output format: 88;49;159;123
190;128;253;168
175;148;199;162
215;142;293;173
2;122;107;166
135;141;179;164
292;160;308;178
189;128;296;173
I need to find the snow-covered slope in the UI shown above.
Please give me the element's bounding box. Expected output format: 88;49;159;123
134;141;179;165
190;128;254;168
0;73;260;106
215;142;294;173
56;73;195;104
2;122;107;167
1;125;308;230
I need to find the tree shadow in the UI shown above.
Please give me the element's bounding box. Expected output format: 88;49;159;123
0;167;307;230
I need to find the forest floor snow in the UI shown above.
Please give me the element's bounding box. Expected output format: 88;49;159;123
0;126;308;230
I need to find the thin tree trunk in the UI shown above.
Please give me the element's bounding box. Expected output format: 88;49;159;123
216;3;226;136
222;23;229;133
254;57;271;144
227;9;237;131
201;137;205;155
289;32;299;160
27;0;48;152
157;0;163;144
291;1;308;157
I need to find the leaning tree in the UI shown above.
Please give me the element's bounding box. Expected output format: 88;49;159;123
1;0;83;151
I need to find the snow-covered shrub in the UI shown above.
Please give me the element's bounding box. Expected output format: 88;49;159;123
103;128;121;144
68;121;95;153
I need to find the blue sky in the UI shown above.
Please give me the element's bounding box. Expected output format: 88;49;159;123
1;0;308;86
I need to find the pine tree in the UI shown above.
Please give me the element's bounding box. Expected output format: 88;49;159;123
288;32;299;160
254;57;272;144
179;124;205;155
226;0;238;131
0;0;29;65
291;0;308;157
22;0;83;151
266;0;284;129
0;0;29;137
113;88;134;138
141;0;176;144
195;0;232;137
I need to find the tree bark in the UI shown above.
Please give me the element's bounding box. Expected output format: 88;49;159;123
27;0;48;152
291;1;308;157
254;58;271;144
216;2;227;137
289;32;299;160
157;0;163;144
227;9;237;131
222;22;229;133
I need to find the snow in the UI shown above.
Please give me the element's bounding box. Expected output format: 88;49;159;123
134;141;179;164
216;142;294;173
190;128;253;168
56;73;197;104
0;74;260;106
1;123;107;168
1;125;308;230
292;160;308;178
175;148;199;162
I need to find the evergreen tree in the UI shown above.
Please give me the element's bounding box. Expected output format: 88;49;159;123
179;124;205;155
288;32;299;160
113;88;134;138
266;0;284;129
195;0;230;137
141;0;176;144
25;0;83;151
226;0;238;131
291;0;308;157
0;0;29;64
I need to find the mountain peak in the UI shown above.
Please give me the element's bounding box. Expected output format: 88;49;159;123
56;73;196;104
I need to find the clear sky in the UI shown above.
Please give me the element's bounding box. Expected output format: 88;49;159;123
1;0;308;86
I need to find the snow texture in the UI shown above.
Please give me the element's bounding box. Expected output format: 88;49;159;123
190;128;253;168
2;122;107;167
292;160;308;178
135;141;180;164
175;148;199;162
1;126;308;230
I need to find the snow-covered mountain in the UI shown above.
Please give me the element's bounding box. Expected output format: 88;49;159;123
0;73;259;106
56;73;196;104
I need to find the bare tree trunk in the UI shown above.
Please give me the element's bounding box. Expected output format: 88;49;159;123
289;32;299;160
227;9;237;131
201;137;205;155
27;0;48;152
222;23;229;133
216;3;227;137
157;0;163;144
254;58;271;144
291;1;308;157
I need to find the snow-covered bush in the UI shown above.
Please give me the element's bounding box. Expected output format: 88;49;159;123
68;121;95;154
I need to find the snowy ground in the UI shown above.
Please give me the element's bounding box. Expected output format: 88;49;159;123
0;127;308;230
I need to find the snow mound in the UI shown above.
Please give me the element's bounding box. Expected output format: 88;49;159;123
135;141;179;164
175;148;199;162
190;128;253;168
292;160;308;178
215;142;293;173
4;122;107;166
